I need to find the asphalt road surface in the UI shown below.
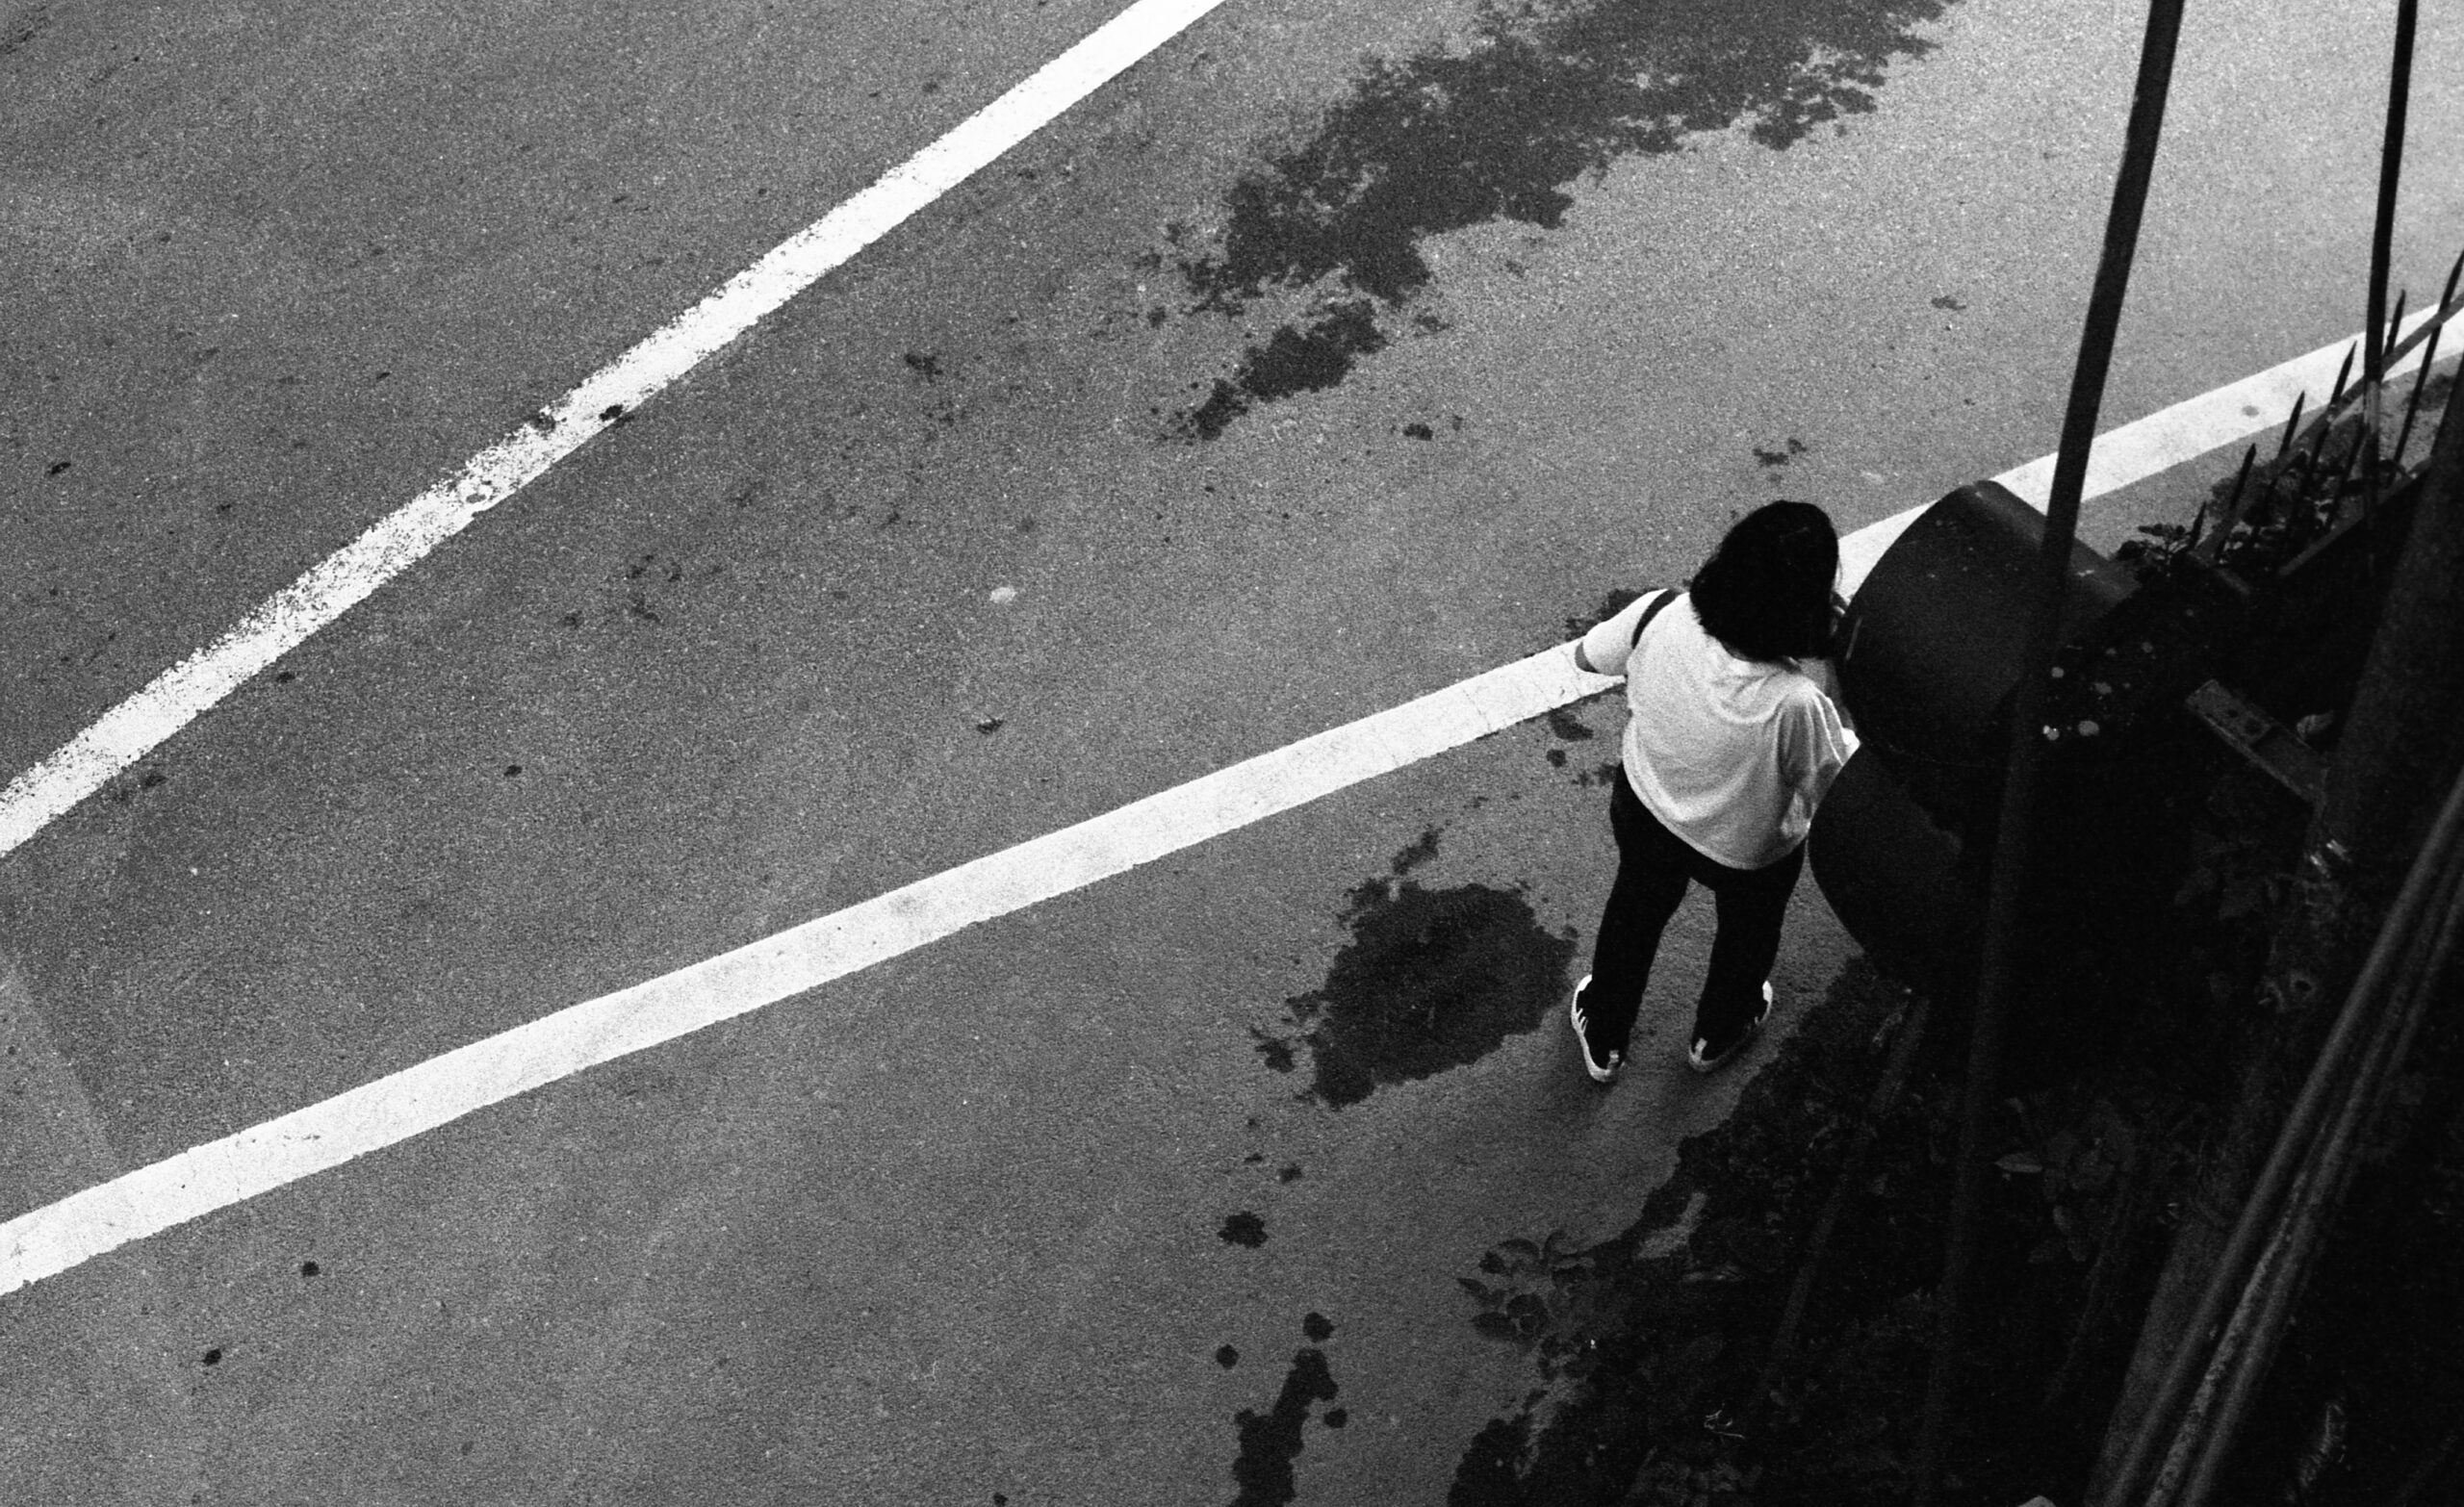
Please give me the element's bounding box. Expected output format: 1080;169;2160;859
4;0;2459;1501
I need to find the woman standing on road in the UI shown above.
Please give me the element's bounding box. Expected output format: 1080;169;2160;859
1567;500;1858;1080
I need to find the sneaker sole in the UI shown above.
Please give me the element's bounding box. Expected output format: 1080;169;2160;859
1687;981;1775;1074
1568;975;1619;1084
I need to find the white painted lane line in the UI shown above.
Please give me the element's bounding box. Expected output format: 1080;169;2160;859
1;314;2441;1297
0;0;1237;862
1839;306;2449;596
0;339;2441;1293
0;645;1594;1297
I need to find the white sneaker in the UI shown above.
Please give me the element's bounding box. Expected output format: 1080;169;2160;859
1687;981;1774;1074
1569;975;1621;1084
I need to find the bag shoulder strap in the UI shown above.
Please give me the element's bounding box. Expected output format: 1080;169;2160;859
1627;587;1681;658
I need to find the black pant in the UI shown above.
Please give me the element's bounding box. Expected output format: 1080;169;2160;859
1585;766;1805;1052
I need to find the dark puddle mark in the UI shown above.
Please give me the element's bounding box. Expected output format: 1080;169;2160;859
1218;1343;1243;1368
299;1262;320;1277
1170;0;1952;437
46;460;70;476
1220;1211;1269;1247
1248;1029;1295;1071
1276;1162;1304;1184
1302;1312;1334;1342
1262;881;1576;1107
1183;302;1384;440
1932;293;1968;311
1392;826;1443;875
903;350;942;380
1754;436;1810;468
1402;421;1435;440
200;1347;223;1367
1544;708;1594;743
1228;1348;1341;1507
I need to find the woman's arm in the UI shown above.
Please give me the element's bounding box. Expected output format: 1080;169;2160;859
1574;591;1660;678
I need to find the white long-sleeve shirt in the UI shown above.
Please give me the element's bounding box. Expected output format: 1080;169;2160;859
1578;589;1859;870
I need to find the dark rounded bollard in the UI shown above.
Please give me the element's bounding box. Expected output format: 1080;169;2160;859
1810;481;2140;1041
1832;480;2137;836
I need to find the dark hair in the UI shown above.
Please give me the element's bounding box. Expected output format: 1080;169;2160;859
1689;500;1840;662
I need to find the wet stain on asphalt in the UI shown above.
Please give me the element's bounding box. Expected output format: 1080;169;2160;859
1754;436;1810;468
1228;1324;1342;1507
1250;1021;1296;1067
1544;708;1594;743
1220;1211;1269;1247
1182;301;1386;440
104;767;168;805
1265;878;1575;1108
1574;757;1622;788
1391;826;1443;875
1218;1343;1242;1368
1168;0;1952;435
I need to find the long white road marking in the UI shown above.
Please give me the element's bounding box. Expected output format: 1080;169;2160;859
0;0;1237;862
3;323;2452;1298
1840;304;2449;595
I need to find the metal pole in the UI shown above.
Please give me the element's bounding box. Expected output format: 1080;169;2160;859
2359;0;2418;569
2362;0;2417;403
1911;1;2188;1499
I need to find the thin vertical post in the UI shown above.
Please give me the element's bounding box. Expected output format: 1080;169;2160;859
2359;0;2418;570
2363;0;2418;405
1911;0;2187;1499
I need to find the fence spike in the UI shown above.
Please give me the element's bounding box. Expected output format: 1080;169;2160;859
2330;407;2370;499
2194;445;2259;565
2276;393;2308;460
2395;323;2442;461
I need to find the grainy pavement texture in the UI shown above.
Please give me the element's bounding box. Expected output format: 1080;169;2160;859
2;0;2458;1501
